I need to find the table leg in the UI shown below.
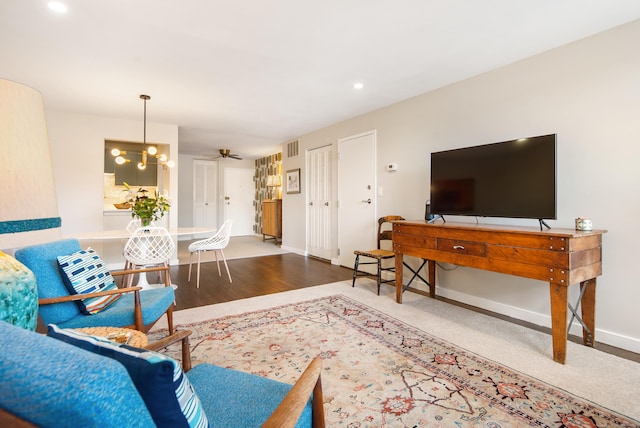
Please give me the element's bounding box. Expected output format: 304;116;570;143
428;260;436;298
580;278;597;347
136;269;151;288
549;283;568;364
395;253;404;303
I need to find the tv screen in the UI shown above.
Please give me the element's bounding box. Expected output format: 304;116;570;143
430;134;557;220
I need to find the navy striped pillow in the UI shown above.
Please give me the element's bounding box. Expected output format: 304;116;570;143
47;325;209;428
57;248;120;314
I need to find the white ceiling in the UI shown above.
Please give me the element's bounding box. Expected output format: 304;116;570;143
2;1;640;159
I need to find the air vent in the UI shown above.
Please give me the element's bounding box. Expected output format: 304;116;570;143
287;140;299;158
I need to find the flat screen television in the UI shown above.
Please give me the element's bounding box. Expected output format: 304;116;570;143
430;134;556;220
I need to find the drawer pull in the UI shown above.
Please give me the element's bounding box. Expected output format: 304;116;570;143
453;245;465;250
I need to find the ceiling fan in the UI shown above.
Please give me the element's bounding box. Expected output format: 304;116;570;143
200;149;243;160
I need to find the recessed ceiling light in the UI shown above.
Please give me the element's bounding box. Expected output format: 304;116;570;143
48;2;68;13
353;82;364;90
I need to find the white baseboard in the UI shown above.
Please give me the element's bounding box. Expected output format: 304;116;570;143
408;281;640;354
280;244;306;256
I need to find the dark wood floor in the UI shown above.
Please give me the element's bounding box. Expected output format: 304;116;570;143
168;253;354;311
160;253;639;363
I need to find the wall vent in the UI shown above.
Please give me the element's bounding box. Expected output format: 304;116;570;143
287;140;299;158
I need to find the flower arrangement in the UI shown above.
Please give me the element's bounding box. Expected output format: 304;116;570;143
123;182;170;226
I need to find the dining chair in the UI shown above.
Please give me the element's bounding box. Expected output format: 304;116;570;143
352;216;402;295
123;226;175;289
125;219;155;234
188;219;233;287
123;219;157;274
352;215;429;295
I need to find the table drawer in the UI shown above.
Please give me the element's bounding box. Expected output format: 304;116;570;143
436;238;486;257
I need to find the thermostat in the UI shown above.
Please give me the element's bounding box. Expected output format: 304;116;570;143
386;163;398;171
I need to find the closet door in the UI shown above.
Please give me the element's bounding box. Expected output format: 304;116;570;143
306;145;332;260
193;160;217;230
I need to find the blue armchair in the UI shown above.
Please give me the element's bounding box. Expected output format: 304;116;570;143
0;321;325;427
14;239;174;333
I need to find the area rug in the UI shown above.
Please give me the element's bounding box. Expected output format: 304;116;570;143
150;294;638;427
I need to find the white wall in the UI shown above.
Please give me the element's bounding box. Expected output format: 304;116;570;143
282;20;640;352
45;111;179;236
178;154;196;229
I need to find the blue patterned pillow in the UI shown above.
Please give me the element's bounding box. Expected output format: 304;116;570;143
47;325;209;428
57;248;120;314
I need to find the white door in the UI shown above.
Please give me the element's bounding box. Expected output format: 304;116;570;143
193;160;217;229
306;145;332;260
338;131;377;268
223;167;254;236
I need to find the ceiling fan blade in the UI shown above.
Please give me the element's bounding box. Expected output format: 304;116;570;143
230;154;243;160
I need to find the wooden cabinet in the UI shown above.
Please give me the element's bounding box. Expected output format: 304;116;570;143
392;221;606;364
262;199;282;243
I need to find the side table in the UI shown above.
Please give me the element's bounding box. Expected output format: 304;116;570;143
75;326;148;348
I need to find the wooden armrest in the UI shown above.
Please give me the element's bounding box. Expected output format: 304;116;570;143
39;287;142;305
0;408;36;428
110;265;169;277
144;329;193;372
262;357;325;428
145;329;191;351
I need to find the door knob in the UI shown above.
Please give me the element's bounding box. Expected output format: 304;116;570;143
224;196;230;200
324;202;329;206
309;201;313;206
361;199;372;204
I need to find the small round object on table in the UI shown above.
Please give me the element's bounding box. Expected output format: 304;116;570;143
75;326;148;348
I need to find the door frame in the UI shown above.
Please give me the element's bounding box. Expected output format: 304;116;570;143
337;130;377;268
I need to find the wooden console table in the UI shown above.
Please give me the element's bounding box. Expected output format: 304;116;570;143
392;220;606;364
262;199;282;244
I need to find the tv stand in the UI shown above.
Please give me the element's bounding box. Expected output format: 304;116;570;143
427;214;445;224
539;219;551;230
392;221;606;364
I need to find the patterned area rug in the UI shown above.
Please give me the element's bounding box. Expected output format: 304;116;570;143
150;295;638;427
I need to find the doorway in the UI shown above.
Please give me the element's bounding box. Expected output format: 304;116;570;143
337;131;377;268
223;167;255;236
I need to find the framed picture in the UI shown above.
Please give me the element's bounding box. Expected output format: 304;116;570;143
286;168;301;194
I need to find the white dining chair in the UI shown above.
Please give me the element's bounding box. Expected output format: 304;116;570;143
125;219;156;234
188;219;233;288
123;219;157;273
123;226;175;289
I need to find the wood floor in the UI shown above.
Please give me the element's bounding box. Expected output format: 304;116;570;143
160;253;640;364
168;253;353;311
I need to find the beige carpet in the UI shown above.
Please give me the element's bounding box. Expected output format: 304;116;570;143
176;235;288;265
151;279;640;422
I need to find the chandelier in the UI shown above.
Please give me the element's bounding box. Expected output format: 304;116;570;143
110;94;174;169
